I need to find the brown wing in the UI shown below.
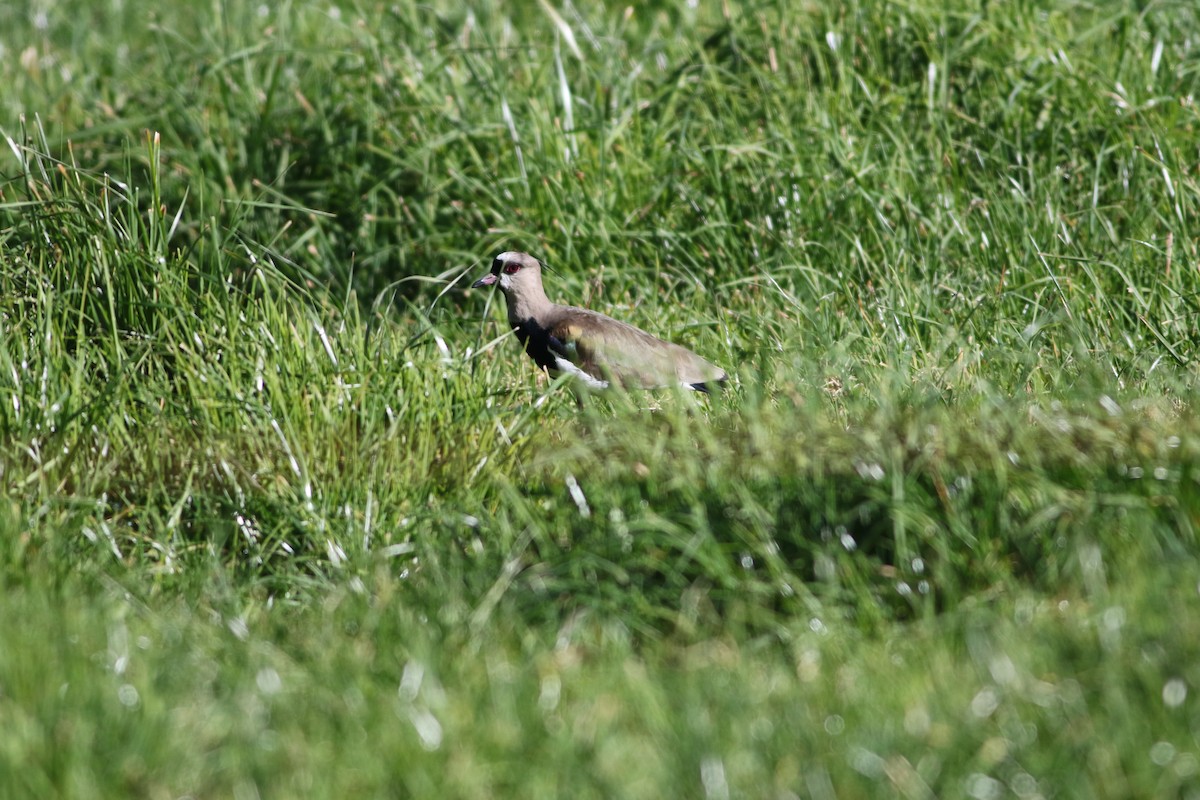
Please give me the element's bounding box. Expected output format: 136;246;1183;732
546;307;727;390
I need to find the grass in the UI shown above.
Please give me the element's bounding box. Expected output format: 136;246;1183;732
2;0;1200;796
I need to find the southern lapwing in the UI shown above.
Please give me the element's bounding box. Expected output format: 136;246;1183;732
472;251;728;393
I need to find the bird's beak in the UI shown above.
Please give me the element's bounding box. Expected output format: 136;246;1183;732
471;273;497;289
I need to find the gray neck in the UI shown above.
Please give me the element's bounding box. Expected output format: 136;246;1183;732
505;285;554;327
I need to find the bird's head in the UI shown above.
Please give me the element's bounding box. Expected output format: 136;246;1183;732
471;251;544;297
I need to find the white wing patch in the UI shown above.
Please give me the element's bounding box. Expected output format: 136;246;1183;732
551;355;610;390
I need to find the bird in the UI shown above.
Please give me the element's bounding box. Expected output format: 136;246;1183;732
472;251;728;393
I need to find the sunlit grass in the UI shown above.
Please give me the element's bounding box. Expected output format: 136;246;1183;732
2;0;1200;796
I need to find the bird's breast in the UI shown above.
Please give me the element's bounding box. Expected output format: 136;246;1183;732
513;318;560;372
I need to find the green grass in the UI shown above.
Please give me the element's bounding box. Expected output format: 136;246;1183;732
3;0;1200;796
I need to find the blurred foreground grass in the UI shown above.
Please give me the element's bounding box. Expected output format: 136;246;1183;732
2;0;1200;796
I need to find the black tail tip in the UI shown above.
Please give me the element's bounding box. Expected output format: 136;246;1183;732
688;377;728;394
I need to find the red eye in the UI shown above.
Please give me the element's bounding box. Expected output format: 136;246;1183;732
503;263;521;275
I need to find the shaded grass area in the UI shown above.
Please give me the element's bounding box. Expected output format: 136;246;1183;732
2;0;1200;796
4;510;1200;798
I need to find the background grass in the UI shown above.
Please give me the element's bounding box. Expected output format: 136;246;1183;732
3;0;1200;796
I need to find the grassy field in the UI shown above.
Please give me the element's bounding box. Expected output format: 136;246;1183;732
3;0;1200;796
